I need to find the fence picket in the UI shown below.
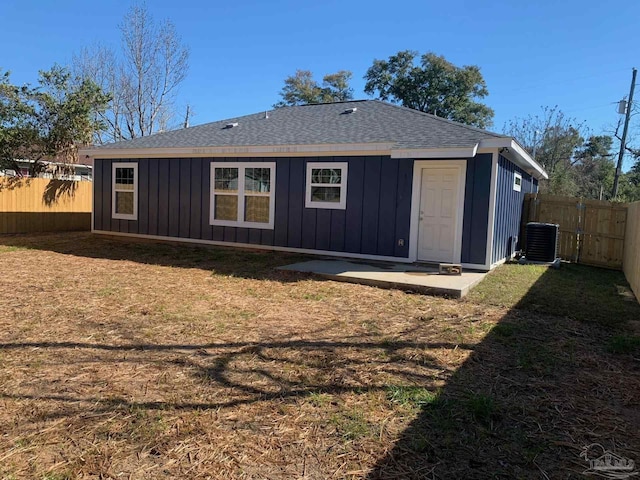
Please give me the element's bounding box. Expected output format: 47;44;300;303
521;193;626;269
0;178;92;234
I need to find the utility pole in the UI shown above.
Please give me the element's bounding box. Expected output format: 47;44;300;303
183;104;192;129
612;67;637;198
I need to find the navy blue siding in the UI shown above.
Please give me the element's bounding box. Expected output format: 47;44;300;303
157;160;169;236
491;154;534;264
138;159;149;235
377;158;399;257
99;159;108;231
460;153;492;265
394;161;413;258
189;158;202;239
344;157;365;253
361;157;382;255
93;159;102;231
148;160;159;236
287;159;304;248
200;159;212;241
179;160;191;238
168;159;180;237
329;208;346;252
94;156;414;259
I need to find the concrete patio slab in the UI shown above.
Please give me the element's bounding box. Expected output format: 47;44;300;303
278;259;487;298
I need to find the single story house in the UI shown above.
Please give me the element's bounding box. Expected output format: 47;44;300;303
81;100;547;271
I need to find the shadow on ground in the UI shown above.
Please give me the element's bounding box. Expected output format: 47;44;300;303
0;232;311;281
0;335;466;413
1;234;639;478
366;266;640;479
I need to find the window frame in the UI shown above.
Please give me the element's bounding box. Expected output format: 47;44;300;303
209;162;276;229
112;162;138;220
513;171;523;192
305;162;348;210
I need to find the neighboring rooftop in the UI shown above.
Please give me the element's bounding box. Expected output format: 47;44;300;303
94;100;507;151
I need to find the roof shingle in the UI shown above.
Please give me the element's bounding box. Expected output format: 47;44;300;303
96;100;507;151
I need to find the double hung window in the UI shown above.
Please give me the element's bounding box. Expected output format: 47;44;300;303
210;162;275;229
112;162;138;220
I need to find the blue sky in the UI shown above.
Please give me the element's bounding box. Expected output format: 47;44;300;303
3;0;639;168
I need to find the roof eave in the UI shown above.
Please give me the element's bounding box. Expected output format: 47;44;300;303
79;142;396;159
390;145;478;159
478;138;549;180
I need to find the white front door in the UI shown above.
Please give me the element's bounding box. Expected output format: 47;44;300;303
417;167;461;263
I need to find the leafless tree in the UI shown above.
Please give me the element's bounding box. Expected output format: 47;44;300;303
73;4;189;144
612;100;640;160
504;106;589;195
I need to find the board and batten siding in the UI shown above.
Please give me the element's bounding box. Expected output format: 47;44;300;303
460;153;492;265
491;154;536;264
93;156;414;258
94;154;504;265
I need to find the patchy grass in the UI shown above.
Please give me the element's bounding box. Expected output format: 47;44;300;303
0;232;638;479
468;262;640;326
0;245;24;253
465;392;496;425
386;386;439;409
330;409;371;440
607;334;640;354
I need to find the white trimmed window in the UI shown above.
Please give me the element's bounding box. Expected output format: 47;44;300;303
305;162;348;210
513;172;522;192
112;162;138;220
210;162;276;229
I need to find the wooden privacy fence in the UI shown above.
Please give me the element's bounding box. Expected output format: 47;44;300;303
0;178;92;234
624;201;640;301
521;194;627;269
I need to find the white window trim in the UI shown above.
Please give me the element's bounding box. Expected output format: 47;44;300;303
209;162;276;229
513;171;522;192
112;162;138;220
305;162;348;210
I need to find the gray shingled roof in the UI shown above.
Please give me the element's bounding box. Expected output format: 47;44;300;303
96;100;507;151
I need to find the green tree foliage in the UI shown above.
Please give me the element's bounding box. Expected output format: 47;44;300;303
618;155;640;201
363;51;494;128
505;107;586;196
611;106;640;201
573;136;615;199
274;70;353;107
0;71;37;173
505;107;631;199
0;66;109;176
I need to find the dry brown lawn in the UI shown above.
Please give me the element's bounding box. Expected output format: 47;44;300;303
0;232;638;479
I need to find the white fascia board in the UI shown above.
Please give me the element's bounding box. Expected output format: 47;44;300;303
79;142;395;159
391;145;478;159
478;138;548;180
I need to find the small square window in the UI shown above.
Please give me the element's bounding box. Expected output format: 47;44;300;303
305;162;348;210
513;172;522;192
